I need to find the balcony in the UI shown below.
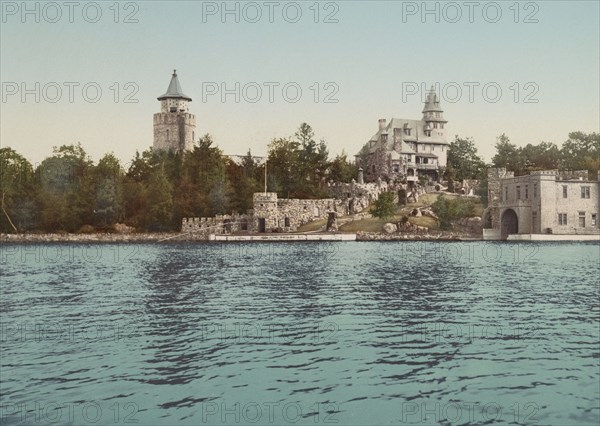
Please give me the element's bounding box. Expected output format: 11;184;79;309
416;163;438;170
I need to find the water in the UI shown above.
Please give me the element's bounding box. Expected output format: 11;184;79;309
1;242;598;425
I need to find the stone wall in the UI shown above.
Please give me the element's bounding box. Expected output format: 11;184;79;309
181;214;253;236
153;112;196;152
326;181;387;214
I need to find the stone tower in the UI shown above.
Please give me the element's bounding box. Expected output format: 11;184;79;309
421;85;447;139
153;70;196;152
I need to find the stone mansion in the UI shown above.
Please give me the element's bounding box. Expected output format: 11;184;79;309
356;86;449;183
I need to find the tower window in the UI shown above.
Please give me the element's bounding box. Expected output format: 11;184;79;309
562;185;568;198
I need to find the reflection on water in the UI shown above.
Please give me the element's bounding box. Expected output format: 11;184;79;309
1;242;599;425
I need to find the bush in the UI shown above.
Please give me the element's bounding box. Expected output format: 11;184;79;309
371;192;396;219
431;196;476;229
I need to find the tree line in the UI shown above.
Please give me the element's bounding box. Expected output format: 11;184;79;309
0;123;356;233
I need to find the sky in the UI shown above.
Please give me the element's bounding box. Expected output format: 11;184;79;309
1;0;599;166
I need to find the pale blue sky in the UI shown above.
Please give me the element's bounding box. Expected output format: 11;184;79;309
1;0;599;165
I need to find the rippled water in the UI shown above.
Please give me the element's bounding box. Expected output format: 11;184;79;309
1;242;599;425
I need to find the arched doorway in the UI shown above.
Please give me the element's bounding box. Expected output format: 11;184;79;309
501;209;518;239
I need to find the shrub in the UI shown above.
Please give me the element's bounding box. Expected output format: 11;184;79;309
371;192;396;219
431;196;476;229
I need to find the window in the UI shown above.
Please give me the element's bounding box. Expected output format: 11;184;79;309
425;130;431;137
393;164;400;173
579;212;586;227
284;217;290;227
558;213;567;225
592;214;597;227
433;123;438;129
404;128;411;136
516;186;521;199
440;123;444;129
533;183;537;198
525;185;529;199
504;187;508;201
581;186;590;199
563;185;568;198
532;211;538;232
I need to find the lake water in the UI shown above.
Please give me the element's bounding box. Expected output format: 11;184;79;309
1;242;599;425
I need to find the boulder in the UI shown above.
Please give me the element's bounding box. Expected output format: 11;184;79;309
383;223;398;234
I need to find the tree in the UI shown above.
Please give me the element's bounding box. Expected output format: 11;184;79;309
94;153;124;226
446;136;486;181
144;167;173;231
329;151;356;183
0;148;36;232
371;192;396;219
267;137;300;197
561;131;600;175
36;143;95;231
491;134;525;175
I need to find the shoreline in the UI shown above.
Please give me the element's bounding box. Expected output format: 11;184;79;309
0;231;481;243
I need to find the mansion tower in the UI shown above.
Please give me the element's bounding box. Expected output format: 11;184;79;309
153;70;196;151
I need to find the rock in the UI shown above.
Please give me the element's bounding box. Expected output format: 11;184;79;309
421;208;438;219
113;223;135;234
383;223;397;234
411;208;422;217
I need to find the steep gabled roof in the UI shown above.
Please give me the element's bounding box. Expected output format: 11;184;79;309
158;70;192;101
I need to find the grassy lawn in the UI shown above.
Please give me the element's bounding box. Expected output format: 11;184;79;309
296;219;327;232
408;216;438;229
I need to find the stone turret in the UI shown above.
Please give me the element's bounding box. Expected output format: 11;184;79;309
153;70;196;152
421;85;447;138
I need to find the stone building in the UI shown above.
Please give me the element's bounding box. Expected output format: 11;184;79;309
356;86;448;183
182;182;387;237
483;168;600;240
153;70;196;151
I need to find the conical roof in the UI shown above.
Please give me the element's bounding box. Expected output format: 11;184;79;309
158;69;192;101
422;85;442;113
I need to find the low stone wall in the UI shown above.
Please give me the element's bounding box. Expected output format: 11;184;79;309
181;214;253;236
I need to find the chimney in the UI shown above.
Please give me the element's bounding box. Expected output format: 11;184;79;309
378;119;387;130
